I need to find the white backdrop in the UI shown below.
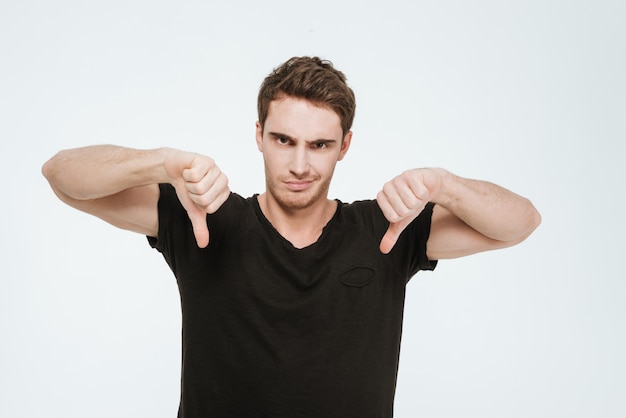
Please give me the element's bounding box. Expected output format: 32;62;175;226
1;1;624;417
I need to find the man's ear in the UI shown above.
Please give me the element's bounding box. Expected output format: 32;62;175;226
337;131;352;161
255;121;263;152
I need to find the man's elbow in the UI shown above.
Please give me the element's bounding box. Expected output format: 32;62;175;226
510;199;541;245
41;156;55;182
530;203;542;230
41;151;65;185
525;198;542;235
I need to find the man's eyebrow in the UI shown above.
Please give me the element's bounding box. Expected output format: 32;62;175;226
309;138;338;144
268;131;293;140
268;131;338;143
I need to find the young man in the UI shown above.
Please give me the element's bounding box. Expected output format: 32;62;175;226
42;57;541;418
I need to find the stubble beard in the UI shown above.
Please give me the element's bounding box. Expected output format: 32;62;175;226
266;175;331;212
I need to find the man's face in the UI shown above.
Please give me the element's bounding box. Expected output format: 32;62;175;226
256;96;352;211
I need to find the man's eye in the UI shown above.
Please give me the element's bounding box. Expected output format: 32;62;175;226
313;142;327;149
277;137;289;144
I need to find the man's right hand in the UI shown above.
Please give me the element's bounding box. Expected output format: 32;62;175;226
164;150;230;248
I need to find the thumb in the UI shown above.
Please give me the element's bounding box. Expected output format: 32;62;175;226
172;182;210;248
187;209;210;248
379;218;413;254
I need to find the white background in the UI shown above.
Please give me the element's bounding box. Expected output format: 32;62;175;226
1;0;625;417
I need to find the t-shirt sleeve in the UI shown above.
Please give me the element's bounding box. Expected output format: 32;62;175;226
146;183;198;275
345;200;437;282
146;184;242;278
395;202;438;278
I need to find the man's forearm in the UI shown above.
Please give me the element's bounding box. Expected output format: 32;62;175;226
432;168;541;243
42;145;171;200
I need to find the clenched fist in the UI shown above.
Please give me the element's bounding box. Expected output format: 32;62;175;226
164;150;230;248
377;168;442;254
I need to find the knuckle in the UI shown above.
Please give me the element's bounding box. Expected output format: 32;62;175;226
196;194;211;207
396;207;411;218
382;182;394;194
217;174;229;188
389;213;402;223
206;194;227;214
186;182;199;195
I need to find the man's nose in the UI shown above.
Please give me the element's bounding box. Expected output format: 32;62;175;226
289;146;310;176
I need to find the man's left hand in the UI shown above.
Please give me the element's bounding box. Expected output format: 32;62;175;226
377;168;442;254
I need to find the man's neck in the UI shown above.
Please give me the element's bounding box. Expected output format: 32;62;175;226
257;193;337;249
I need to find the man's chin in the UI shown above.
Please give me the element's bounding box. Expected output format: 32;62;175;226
272;189;320;211
276;195;314;211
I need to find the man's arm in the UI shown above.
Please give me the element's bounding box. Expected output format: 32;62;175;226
41;145;230;247
376;168;541;259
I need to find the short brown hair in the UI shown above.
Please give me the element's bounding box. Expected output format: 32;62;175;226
257;56;356;136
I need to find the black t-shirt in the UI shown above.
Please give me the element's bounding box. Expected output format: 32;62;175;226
149;183;437;418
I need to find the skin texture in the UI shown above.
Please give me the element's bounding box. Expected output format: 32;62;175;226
163;151;230;248
255;97;352;248
379;167;541;258
42;97;540;257
41;146;230;248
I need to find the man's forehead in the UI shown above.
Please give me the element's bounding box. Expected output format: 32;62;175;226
266;97;341;125
264;102;342;141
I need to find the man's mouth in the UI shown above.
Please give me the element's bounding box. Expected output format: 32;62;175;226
283;180;313;191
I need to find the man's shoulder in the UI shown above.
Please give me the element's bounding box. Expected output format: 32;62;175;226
336;198;386;230
159;184;253;212
227;192;260;212
339;198;383;217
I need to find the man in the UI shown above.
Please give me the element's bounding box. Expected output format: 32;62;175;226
42;56;541;418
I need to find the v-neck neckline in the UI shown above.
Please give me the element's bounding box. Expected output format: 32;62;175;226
251;194;342;251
